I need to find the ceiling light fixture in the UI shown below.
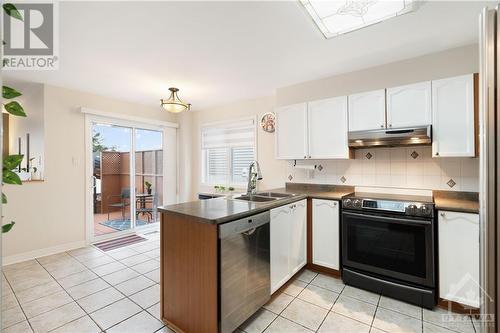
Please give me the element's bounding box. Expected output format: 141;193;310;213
161;87;191;113
300;0;418;39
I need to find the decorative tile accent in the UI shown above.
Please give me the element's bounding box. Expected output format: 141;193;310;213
317;165;323;171
340;176;346;183
446;179;456;188
365;152;373;160
288;175;293;181
410;151;419;159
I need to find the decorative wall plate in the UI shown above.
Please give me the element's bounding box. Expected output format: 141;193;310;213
260;112;276;133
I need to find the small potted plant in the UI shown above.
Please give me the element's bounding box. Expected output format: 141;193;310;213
145;181;152;194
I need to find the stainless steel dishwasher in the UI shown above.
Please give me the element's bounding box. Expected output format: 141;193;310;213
219;211;270;333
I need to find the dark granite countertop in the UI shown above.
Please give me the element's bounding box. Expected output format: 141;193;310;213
158;183;354;224
266;183;355;201
433;190;479;214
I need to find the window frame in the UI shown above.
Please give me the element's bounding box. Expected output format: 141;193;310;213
200;116;257;188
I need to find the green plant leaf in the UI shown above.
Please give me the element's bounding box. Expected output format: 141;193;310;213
3;170;22;185
4;154;23;170
3;4;23;21
3;101;26;117
2;222;15;233
2;192;7;204
2;86;22;99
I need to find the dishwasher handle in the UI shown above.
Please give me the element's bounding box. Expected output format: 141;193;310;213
219;211;270;239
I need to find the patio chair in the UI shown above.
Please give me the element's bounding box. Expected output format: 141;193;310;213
136;193;157;223
107;188;130;220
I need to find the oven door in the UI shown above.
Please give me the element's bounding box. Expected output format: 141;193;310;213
342;211;434;288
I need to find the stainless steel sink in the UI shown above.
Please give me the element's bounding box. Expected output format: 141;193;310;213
255;192;295;198
232;195;278;202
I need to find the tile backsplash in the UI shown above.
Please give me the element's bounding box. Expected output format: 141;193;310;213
286;147;479;192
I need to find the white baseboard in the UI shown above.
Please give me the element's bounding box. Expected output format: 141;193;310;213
2;240;87;266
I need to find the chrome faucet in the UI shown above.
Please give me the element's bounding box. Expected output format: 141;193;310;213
246;161;263;195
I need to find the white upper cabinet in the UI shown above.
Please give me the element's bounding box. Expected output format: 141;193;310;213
308;96;349;159
386;81;432;128
312;199;339;270
275;103;308;159
348;89;386;132
432;74;475;157
438;211;479;308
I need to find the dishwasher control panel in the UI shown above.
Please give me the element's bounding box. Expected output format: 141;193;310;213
218;211;270;239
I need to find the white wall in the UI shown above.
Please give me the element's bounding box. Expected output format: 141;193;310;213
181;95;287;201
275;44;479;106
182;44;479;200
3;84;177;262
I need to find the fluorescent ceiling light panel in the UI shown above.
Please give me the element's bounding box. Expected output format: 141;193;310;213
301;0;417;38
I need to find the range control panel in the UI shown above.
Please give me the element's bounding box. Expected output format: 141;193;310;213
342;197;434;217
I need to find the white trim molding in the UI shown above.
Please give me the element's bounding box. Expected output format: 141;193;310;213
80;107;179;128
3;240;87;266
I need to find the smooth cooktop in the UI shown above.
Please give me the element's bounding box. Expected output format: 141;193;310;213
344;192;434;204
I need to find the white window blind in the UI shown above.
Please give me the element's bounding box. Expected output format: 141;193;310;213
201;119;256;185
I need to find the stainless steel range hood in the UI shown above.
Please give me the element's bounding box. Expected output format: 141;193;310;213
348;125;432;149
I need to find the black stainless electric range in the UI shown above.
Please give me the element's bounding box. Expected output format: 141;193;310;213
341;192;436;309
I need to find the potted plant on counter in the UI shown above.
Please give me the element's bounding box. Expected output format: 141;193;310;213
145;181;152;194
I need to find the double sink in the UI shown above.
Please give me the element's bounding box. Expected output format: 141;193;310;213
231;192;296;202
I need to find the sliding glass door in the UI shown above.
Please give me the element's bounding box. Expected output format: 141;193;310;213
134;129;163;225
91;121;163;240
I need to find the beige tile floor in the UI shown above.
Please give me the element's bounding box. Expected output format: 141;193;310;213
241;270;480;333
2;230;480;333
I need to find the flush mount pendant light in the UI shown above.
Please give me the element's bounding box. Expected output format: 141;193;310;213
161;87;191;113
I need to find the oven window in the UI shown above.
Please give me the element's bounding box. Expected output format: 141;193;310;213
344;215;427;278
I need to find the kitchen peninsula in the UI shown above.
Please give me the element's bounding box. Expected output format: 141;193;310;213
158;184;354;333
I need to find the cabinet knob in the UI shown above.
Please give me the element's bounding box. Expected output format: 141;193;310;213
380;125;384;128
308;155;311;159
304;155;306;159
435;152;439;156
389;124;392;128
333;202;337;206
440;212;445;217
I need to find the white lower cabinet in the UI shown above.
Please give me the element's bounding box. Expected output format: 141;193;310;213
270;199;307;293
312;199;339;270
290;200;307;275
438;211;480;308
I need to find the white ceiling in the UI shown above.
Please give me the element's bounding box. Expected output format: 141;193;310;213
5;1;492;111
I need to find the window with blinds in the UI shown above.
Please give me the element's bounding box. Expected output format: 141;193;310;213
201;118;256;186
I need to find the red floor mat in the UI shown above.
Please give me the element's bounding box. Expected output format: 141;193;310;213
93;234;147;251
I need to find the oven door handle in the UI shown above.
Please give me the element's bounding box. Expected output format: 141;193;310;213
342;211;432;226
